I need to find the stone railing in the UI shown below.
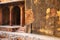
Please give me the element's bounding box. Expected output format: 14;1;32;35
0;31;60;40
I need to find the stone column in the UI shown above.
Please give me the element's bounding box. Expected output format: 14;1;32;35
20;6;25;26
0;8;2;25
9;6;13;26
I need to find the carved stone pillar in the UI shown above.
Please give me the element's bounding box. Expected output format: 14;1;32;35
9;6;13;26
20;6;25;26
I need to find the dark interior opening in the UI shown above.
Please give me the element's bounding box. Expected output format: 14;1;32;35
12;6;20;25
2;7;10;25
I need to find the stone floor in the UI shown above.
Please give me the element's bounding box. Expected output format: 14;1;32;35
0;31;60;40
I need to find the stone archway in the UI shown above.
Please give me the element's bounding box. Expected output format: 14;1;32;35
12;6;20;25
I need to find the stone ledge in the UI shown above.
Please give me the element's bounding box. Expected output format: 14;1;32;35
0;0;24;4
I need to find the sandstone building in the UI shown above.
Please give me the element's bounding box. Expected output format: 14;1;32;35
0;0;60;38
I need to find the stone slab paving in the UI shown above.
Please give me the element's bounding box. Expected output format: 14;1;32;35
0;31;60;40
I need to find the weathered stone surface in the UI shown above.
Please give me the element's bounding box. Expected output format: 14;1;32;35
25;0;60;37
25;9;34;25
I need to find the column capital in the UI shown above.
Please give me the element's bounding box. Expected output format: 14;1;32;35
9;6;13;9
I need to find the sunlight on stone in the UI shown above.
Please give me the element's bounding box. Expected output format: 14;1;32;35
0;0;23;2
39;29;45;32
34;0;38;4
45;30;53;35
39;28;53;35
25;9;34;25
57;28;60;31
57;11;60;24
46;8;50;19
46;15;49;19
57;11;60;16
46;8;50;14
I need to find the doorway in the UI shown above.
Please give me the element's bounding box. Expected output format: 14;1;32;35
12;6;20;25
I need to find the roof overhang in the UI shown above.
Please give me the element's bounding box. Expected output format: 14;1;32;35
0;0;24;4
